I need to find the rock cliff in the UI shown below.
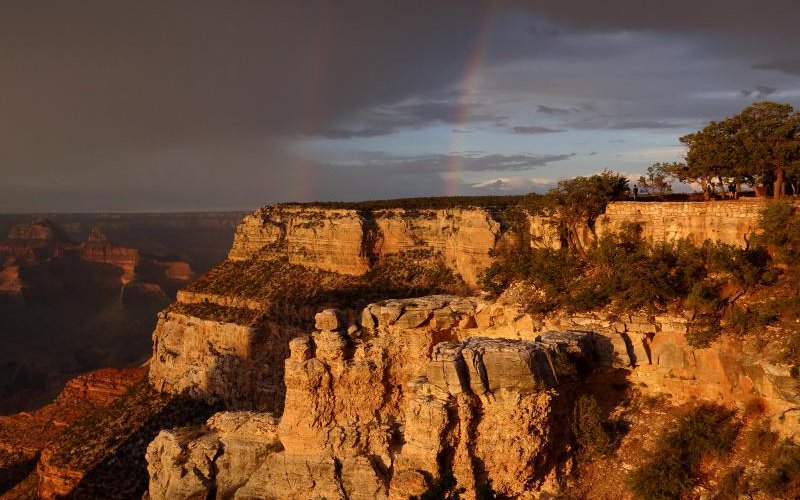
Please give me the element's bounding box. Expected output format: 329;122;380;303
0;367;146;497
24;198;798;499
80;226;140;285
227;206;502;286
224;200;784;293
145;297;596;499
145;295;800;499
594;199;789;247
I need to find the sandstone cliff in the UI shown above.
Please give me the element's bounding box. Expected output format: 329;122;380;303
119;200;800;498
594;199;784;247
80;226;140;285
227;206;502;286
224;200;782;293
145;295;800;499
146;297;597;499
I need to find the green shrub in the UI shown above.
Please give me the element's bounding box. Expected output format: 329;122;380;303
715;466;750;499
755;440;800;497
629;404;739;500
744;419;779;456
572;395;613;458
726;304;778;338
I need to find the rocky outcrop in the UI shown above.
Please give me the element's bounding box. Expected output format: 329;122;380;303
228;207;370;275
36;379;216;500
6;219;71;248
81;226;140;284
373;209;501;285
146;412;281;500
158;260;193;281
149;311;303;411
139;199;800;498
146;297;596;499
594;199;791;247
227;206;501;286
535;309;800;436
0;367;146;497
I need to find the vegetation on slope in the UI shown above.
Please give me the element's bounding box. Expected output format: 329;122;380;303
44;380;216;499
484;185;800;357
629;404;740;500
185;250;469;326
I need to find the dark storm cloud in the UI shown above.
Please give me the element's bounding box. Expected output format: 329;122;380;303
316;99;504;139
0;2;489;172
511;126;564;134
753;60;800;76
2;0;800;211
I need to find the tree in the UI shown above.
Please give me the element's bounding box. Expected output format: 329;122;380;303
664;102;800;199
543;171;629;255
637;163;674;196
678;120;740;199
658;161;704;197
726;102;800;199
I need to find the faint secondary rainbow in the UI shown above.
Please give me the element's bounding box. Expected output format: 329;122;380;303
443;1;498;196
293;15;334;203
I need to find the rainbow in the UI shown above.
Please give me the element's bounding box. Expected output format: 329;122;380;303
294;4;498;202
444;1;498;196
293;18;334;202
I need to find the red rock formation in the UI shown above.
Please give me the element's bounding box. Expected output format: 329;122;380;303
80;226;140;285
0;367;146;497
158;260;192;281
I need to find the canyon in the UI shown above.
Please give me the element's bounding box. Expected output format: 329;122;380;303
142;199;796;499
1;199;798;499
0;213;241;414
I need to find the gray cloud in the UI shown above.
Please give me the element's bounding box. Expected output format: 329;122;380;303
511;125;564;134
327;152;574;175
753;59;800;76
2;0;800;210
609;121;686;129
740;85;778;98
316;99;504;139
537;105;575;116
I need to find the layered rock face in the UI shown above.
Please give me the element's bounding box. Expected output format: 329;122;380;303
81;226;140;284
145;298;596;499
227;206;501;286
372;209;501;285
538;309;800;436
149;310;302;411
228;207;370;275
594;199;787;247
141;200;800;499
0;367;146;497
226;201;778;291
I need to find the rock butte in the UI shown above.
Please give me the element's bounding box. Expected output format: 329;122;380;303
136;200;800;499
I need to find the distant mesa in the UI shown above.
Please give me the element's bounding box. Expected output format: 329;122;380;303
7;218;74;246
0;219;194;302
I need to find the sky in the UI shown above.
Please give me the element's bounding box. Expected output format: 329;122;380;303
2;0;800;212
